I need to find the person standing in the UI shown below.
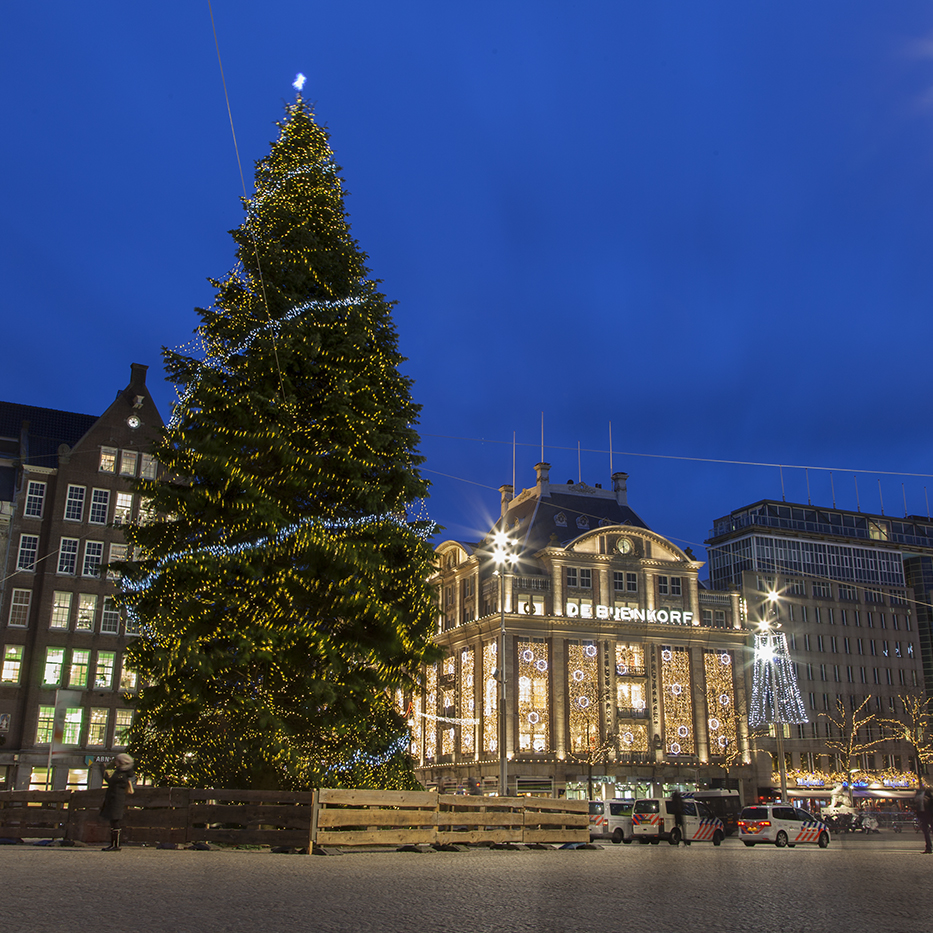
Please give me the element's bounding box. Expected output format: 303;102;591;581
671;790;686;846
916;785;933;854
100;753;135;852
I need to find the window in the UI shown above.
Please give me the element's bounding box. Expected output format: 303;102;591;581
58;538;79;575
844;637;850;654
82;541;103;577
138;497;156;525
838;585;857;601
49;591;72;629
819;663;827;681
36;707;55;744
715;610;726;627
670;577;682;596
817;635;824;652
64;485;86;521
89;488;110;524
828;608;835;625
62;708;82;745
76;594;97;631
791;580;805;596
43;647;65;686
95;651;116;689
66;769;89;790
566;568;578;588
119;660;138;693
614;572;625;592
830;636;838;653
847;666;854;683
626;572;637;592
114;709;133;746
841;609;848;626
860;667;867;683
806;663;813;680
814;606;822;624
16;535;39;572
657;576;669;595
124;612;139;637
88;709;109;746
99;447;117;472
100;597;121;635
8;589;31;626
68;649;90;688
1;646;24;684
870;640;877;657
139;453;157;480
579;568;592;589
119;450;138;477
702;609;713;625
24;480;46;518
113;492;133;526
813;582;831;598
880;613;887;629
107;544;128;580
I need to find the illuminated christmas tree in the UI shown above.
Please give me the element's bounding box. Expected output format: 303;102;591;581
119;96;439;790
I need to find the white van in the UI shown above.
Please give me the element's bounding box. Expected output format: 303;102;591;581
631;796;725;846
588;799;634;844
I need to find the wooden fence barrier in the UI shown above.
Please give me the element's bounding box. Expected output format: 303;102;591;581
0;788;588;850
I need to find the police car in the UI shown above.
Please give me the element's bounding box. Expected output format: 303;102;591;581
737;804;831;848
631;797;725;845
589;799;634;844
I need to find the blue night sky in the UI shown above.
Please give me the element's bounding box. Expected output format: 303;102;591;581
3;2;933;573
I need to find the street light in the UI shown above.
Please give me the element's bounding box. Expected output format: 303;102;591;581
762;591;788;803
491;529;517;797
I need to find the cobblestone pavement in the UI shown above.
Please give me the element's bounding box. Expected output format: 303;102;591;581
2;834;928;933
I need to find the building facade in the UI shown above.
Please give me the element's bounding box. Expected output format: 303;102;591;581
412;463;753;800
0;364;162;790
707;499;928;800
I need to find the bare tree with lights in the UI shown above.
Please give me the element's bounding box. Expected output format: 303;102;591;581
117;95;440;790
880;694;933;788
820;696;885;781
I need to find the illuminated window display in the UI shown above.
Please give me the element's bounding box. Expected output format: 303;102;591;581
483;639;498;754
460;647;475;755
705;649;737;757
567;641;600;753
660;646;695;757
517;640;550;752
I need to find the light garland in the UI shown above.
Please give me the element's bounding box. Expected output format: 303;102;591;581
748;632;808;728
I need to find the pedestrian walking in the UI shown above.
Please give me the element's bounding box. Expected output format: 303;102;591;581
99;753;135;852
915;784;933;854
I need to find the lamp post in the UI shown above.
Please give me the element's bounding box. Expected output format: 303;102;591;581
764;592;788;803
491;529;517;797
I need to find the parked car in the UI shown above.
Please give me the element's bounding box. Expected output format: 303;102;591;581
686;789;742;836
589;799;634;844
631;796;725;845
737;804;830;848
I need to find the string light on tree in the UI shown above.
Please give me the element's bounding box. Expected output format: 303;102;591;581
117;94;440;791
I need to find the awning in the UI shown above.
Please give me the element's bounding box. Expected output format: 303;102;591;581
783;787;915;800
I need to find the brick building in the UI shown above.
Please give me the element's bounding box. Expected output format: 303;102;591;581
0;364;162;790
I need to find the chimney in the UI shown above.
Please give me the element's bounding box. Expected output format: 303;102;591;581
499;484;513;518
612;472;629;506
535;462;551;498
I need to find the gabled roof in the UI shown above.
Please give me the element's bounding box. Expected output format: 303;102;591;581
0;402;98;467
504;484;650;555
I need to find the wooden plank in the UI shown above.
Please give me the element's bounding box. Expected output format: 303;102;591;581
436;812;522;828
315;828;436;846
189;804;313;825
523;828;589;844
318;788;437;808
437;828;522;844
316;808;435;828
189;790;316;804
521;798;588;813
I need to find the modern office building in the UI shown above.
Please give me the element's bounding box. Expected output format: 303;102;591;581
412;463;752;800
706;499;928;801
0;364;162;790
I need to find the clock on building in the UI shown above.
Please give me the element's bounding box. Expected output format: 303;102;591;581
616;536;633;555
127;415;141;429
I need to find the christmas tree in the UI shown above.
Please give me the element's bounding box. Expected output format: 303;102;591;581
119;96;439;790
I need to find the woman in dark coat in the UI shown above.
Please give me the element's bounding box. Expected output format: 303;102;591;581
100;753;135;851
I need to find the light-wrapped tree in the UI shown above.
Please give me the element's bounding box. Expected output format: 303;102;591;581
119;96;438;789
